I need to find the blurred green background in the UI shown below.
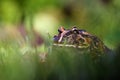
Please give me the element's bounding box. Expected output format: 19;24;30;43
0;0;120;80
0;0;120;48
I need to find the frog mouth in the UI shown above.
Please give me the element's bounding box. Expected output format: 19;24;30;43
53;43;89;48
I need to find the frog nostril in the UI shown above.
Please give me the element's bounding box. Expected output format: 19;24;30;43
54;36;60;43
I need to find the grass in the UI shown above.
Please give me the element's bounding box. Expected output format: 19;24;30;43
0;39;37;80
0;36;119;80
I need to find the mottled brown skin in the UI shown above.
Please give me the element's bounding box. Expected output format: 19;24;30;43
54;26;108;53
85;36;105;53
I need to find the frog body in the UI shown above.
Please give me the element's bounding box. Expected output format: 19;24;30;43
53;26;107;53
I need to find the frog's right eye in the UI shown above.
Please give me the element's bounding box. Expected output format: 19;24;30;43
72;27;77;31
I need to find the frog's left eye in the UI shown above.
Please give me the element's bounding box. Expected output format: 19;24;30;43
58;29;62;33
61;27;65;31
58;27;65;33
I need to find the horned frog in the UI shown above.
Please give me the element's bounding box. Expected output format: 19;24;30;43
53;26;107;53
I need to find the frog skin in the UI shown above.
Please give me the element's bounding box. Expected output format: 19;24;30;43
53;26;108;52
54;27;87;45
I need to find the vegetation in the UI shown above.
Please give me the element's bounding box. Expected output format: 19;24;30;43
0;0;120;80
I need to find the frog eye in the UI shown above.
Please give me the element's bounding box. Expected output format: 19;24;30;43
58;26;65;33
60;27;65;32
58;29;62;33
72;27;77;31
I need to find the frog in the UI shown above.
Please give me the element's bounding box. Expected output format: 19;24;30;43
53;26;107;53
